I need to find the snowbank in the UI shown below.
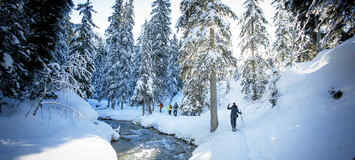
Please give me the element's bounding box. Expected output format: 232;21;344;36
0;89;117;160
188;36;355;160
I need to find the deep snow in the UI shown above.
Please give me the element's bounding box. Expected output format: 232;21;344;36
0;89;118;160
96;37;355;160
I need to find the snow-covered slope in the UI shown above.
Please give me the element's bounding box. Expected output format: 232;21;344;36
194;37;355;160
139;37;355;160
0;89;118;160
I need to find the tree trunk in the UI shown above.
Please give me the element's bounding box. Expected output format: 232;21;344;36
142;101;145;116
251;20;257;100
107;98;110;108
120;101;123;110
148;102;152;114
210;69;218;132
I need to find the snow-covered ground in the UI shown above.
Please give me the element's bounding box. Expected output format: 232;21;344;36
2;36;353;160
0;89;118;160
96;37;355;160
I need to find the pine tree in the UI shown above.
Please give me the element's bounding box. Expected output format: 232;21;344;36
239;0;270;101
177;0;237;132
68;0;97;100
166;35;183;99
149;0;172;103
285;0;355;59
104;0;135;109
0;0;73;102
132;21;155;115
272;0;294;67
104;0;124;108
120;0;135;108
267;58;280;107
92;38;107;99
0;0;29;99
131;23;145;105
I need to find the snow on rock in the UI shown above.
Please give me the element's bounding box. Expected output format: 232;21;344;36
0;89;117;160
112;126;120;141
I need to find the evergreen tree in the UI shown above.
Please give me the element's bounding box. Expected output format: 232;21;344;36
130;24;145;105
121;0;135;107
285;0;355;60
132;21;155;115
267;58;280;107
166;35;183;99
149;0;172;103
104;0;135;109
68;0;97;100
177;0;237;132
0;0;73;102
239;0;270;101
104;0;124;108
272;0;295;67
92;38;107;99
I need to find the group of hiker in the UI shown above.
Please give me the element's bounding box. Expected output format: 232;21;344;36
159;102;179;116
158;101;243;132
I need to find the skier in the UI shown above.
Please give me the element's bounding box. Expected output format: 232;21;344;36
227;102;242;132
173;103;178;116
168;104;173;115
159;103;164;112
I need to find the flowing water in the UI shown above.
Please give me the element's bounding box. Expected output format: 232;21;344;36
101;120;196;160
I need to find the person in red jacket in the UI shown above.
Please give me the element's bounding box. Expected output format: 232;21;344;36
159;103;164;112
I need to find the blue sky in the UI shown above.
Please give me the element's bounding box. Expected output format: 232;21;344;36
71;0;275;44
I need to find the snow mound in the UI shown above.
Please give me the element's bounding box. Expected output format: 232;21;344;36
0;89;117;160
49;89;99;120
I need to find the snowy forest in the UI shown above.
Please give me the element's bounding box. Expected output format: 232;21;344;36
0;0;354;160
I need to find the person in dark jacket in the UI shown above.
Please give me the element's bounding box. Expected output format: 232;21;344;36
227;102;242;132
173;103;178;116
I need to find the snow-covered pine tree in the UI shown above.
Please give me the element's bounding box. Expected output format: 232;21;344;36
0;0;29;99
181;74;206;116
120;0;135;108
272;0;295;68
64;17;76;48
47;12;75;94
239;0;270;101
104;0;124;108
132;21;155;115
149;0;172;103
0;0;73;102
285;0;354;59
267;58;280;107
130;23;145;105
104;0;134;109
177;0;237;132
25;0;74;100
67;0;97;100
166;35;183;99
92;38;107;99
